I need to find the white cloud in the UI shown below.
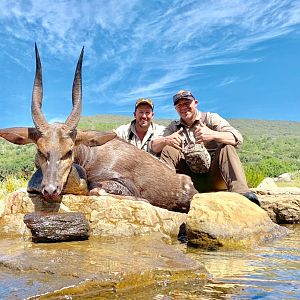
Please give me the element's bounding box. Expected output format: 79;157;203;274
47;117;66;124
88;0;300;106
217;77;238;87
1;0;300;109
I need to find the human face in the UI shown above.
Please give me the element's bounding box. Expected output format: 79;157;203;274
175;99;198;125
134;104;154;129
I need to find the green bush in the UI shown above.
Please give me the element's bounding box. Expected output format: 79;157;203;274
0;174;27;193
242;156;300;188
0;141;36;181
244;165;266;188
258;157;299;177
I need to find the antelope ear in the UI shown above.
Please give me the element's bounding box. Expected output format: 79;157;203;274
75;130;116;147
0;127;40;145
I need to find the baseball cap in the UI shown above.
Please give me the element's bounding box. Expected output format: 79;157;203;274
173;90;195;105
135;98;154;110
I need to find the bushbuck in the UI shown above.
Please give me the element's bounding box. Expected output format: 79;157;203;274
0;45;197;212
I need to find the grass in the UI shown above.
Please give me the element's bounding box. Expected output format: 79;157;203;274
276;181;300;188
0;115;299;196
0;174;27;201
275;171;300;188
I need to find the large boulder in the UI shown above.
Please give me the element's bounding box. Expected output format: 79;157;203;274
186;192;289;249
0;189;295;248
0;189;187;239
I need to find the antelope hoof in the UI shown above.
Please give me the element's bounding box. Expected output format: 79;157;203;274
89;188;108;196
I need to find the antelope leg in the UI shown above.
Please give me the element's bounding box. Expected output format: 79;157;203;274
89;180;134;196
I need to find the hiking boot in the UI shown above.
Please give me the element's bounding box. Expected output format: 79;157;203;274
243;192;261;207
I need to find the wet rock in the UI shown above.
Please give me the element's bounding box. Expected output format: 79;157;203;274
24;212;90;242
0;233;208;299
187;192;289;249
0;188;298;247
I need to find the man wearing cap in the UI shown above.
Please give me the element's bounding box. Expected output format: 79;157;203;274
151;89;260;206
114;98;166;157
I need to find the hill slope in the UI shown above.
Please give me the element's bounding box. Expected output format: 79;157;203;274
1;115;300;187
79;114;300;138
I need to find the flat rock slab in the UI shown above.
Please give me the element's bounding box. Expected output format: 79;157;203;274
253;186;300;224
24;212;90;242
259;194;300;224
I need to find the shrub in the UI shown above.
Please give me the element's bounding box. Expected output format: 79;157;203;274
244;165;266;188
258;157;299;177
0;141;36;180
0;174;28;201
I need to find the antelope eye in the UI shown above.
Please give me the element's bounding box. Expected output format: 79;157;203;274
62;150;72;160
37;150;47;159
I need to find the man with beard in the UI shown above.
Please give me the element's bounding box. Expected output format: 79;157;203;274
151;89;260;206
115;98;166;157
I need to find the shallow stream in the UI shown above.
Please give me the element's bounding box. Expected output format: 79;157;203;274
0;225;299;299
183;224;300;299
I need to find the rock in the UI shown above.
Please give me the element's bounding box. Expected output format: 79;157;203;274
0;233;208;299
258;194;300;224
23;212;90;242
0;197;5;217
0;190;187;239
257;177;277;190
0;188;297;248
186;192;289;249
252;185;300;223
276;173;292;182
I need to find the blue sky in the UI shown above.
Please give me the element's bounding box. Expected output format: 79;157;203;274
0;0;300;128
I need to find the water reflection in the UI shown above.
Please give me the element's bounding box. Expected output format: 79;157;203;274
0;233;207;299
185;224;300;299
0;226;299;299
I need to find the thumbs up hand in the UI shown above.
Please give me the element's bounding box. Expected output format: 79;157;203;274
164;127;185;150
195;120;215;143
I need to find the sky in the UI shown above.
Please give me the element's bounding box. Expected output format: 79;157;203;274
0;0;300;128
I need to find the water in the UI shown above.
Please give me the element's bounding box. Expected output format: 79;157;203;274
0;225;299;299
183;224;300;299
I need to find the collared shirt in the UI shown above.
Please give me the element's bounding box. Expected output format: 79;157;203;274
115;120;166;156
164;110;243;155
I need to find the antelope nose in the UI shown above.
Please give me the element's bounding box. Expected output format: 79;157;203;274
42;184;59;196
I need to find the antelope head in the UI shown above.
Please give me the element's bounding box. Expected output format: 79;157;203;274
0;45;116;200
30;44;84;199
